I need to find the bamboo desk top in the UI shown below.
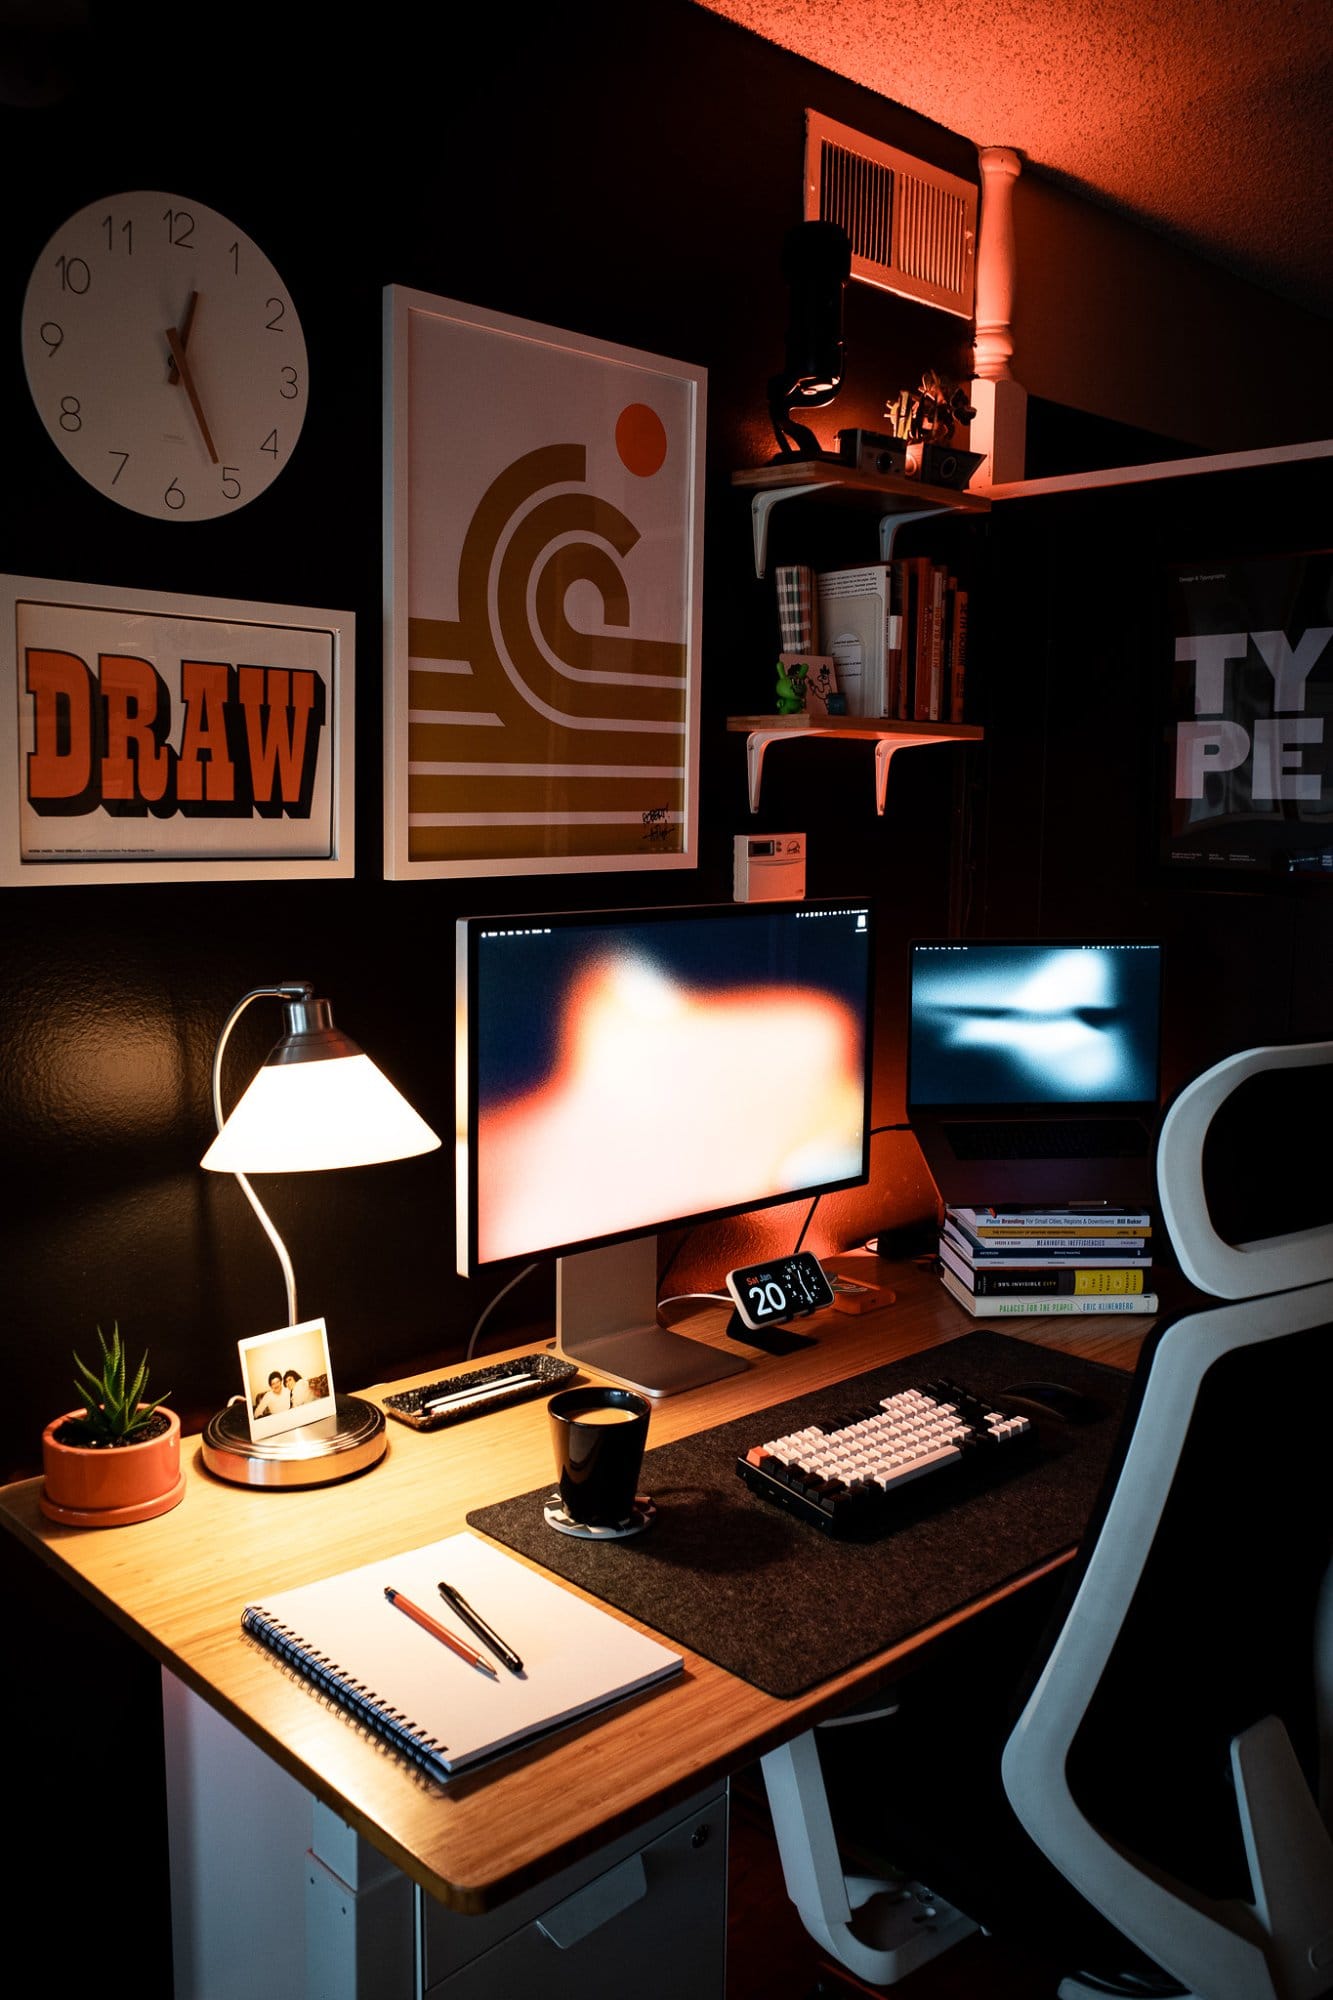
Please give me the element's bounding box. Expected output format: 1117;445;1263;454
0;1255;1149;1917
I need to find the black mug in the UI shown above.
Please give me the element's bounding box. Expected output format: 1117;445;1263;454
548;1386;650;1528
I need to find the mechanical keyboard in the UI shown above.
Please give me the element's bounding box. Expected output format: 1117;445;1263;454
381;1352;578;1430
736;1375;1036;1537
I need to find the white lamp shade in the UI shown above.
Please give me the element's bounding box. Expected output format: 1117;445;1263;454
201;1052;441;1173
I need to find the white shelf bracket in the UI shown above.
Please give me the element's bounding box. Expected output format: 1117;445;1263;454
745;727;975;815
751;480;844;576
745;726;835;811
878;508;953;561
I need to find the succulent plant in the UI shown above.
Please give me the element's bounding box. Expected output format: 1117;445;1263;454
67;1323;169;1446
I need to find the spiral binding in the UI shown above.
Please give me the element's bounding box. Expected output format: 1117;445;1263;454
242;1606;452;1780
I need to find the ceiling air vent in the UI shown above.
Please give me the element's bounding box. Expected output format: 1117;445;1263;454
805;110;977;319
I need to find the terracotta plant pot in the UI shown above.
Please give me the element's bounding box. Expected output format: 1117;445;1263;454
40;1407;185;1527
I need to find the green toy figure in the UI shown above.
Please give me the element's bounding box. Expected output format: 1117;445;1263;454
775;657;808;714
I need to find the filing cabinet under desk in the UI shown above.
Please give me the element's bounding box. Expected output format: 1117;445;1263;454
163;1668;729;2000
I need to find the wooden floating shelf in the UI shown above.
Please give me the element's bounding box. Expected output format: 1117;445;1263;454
725;715;984;815
731;460;991;575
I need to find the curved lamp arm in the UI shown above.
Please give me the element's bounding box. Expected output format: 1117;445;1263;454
210;983;311;1327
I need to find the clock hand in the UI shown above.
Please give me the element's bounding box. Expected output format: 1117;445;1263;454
165;322;219;464
166;289;200;387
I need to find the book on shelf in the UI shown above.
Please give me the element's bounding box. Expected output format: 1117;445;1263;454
815;558;970;723
241;1530;682;1783
938;1238;1150;1296
946;582;968;723
939;1265;1159;1318
815;563;896;716
942;1219;1152;1269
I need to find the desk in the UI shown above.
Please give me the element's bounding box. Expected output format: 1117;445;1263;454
0;1258;1150;1998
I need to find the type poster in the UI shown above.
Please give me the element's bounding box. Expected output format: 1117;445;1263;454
1164;549;1333;878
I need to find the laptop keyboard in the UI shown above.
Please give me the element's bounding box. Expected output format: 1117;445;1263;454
943;1118;1148;1160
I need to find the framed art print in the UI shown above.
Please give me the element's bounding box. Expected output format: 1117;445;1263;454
1162;549;1333;881
0;575;353;885
383;287;705;879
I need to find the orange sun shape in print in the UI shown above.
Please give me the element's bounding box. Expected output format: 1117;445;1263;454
615;403;668;477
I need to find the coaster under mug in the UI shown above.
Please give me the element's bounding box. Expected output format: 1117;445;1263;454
543;1492;657;1540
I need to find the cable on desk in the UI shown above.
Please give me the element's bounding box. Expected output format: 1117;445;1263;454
466;1262;540;1360
794;1123;911;1255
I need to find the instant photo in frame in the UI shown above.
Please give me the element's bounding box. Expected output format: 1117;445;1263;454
239;1319;337;1442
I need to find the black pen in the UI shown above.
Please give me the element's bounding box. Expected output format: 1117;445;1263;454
437;1580;524;1674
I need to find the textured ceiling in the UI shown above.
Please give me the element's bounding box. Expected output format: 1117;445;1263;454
693;0;1333;320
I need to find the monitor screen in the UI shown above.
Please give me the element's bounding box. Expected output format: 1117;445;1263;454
908;940;1162;1108
457;900;875;1276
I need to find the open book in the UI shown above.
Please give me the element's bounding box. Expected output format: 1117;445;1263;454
242;1530;682;1781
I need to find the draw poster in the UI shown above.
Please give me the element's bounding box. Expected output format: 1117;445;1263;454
0;575;353;885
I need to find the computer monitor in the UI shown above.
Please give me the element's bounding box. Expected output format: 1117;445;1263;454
906;938;1163;1208
456;899;875;1394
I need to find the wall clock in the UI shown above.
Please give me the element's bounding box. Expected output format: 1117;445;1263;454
21;190;308;522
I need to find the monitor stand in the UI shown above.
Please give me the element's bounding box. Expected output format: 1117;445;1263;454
555;1237;750;1398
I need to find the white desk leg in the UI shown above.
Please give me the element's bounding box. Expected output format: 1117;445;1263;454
308;1800;416;2000
162;1669;416;2000
163;1668;314;1998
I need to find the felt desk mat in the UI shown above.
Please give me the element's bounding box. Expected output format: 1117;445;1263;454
467;1329;1134;1698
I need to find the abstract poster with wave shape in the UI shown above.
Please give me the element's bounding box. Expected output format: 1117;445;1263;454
384;288;705;878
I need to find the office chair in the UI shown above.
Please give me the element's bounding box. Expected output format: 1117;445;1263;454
762;1040;1333;1999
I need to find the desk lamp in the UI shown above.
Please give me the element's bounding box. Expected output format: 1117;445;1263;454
197;981;441;1487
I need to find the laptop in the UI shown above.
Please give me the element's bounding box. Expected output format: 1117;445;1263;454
906;939;1163;1209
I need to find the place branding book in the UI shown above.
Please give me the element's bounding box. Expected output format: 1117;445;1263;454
949;1206;1152;1239
241;1530;682;1782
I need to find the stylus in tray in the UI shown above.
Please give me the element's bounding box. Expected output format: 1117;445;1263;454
381;1353;579;1430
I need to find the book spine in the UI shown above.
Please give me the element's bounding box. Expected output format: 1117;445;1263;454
242;1606;451;1783
942;1240;1152;1272
951;1208;1152;1229
944;1221;1150;1259
959;1236;1149;1253
885;561;905;719
939;1269;1158;1316
939;1246;1147;1295
926;564;946;719
912;560;937;721
947;584;968;722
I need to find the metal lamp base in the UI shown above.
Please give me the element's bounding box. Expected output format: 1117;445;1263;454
200;1393;387;1488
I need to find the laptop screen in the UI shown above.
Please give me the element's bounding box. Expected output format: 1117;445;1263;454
908;940;1163;1109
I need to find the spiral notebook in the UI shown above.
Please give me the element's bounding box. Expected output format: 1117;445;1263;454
241;1530;683;1782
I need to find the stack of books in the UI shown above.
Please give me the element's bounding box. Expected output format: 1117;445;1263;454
938;1206;1156;1317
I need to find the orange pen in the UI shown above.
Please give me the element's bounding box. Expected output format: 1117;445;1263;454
384;1586;498;1677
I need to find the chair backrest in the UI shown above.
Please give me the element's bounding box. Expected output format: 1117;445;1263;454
1156;1040;1333;1299
1000;1042;1333;2000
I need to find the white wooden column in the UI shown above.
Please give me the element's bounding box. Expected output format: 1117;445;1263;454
970;145;1027;485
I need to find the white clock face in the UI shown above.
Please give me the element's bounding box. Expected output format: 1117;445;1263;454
22;190;308;521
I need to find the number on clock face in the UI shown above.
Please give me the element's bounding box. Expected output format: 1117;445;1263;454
21;191;308;522
747;1279;789;1319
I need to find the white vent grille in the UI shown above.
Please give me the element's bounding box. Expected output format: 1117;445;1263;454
805;110;977;318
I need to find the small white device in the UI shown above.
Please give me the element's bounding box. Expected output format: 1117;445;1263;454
724;1252;836;1330
733;831;806;902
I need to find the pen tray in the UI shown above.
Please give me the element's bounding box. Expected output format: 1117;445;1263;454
382;1353;578;1430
